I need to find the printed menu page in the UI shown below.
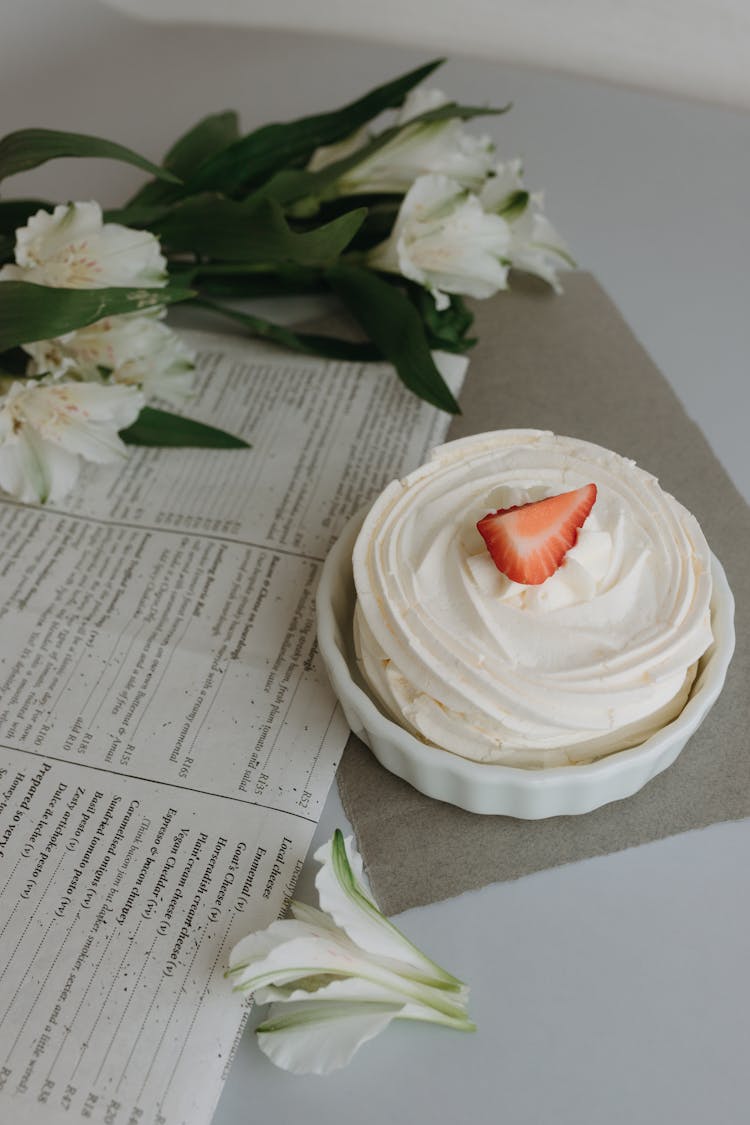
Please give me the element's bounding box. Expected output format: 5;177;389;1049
0;331;466;1125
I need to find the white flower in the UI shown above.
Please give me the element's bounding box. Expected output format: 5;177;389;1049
308;87;495;195
227;830;473;1075
369;164;573;308
25;311;195;406
0;379;143;504
0;201;166;289
369;173;512;310
481;160;573;293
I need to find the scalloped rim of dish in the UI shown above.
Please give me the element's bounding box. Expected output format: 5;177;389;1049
316;507;736;818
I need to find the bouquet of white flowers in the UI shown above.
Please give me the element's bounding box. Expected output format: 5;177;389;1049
0;59;571;503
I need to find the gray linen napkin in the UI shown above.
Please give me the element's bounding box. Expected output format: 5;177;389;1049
329;272;749;915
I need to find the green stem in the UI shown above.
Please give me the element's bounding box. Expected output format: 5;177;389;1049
177;261;278;276
395;1011;477;1032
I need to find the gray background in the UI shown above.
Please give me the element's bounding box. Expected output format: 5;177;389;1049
2;3;748;1121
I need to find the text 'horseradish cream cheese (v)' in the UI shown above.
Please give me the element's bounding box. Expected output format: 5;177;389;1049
352;430;714;768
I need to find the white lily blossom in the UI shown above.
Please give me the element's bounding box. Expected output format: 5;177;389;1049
481;160;573;293
0;201;166;289
369;173;512;310
0;379;143;504
25;311;195;406
308;87;495;195
227;830;473;1075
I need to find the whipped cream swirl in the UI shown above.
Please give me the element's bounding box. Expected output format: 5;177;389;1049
353;430;714;768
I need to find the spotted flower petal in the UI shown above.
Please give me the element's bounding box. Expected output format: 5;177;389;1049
0;379;143;503
25;311;195;406
0;201;166;289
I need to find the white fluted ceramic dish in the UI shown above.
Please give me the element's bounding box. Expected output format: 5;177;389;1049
316;508;735;818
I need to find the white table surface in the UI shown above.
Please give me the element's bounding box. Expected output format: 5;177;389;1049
2;4;749;1122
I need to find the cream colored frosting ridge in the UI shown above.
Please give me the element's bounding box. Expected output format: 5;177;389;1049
352;429;714;768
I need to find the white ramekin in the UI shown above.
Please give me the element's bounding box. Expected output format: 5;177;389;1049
316;508;735;818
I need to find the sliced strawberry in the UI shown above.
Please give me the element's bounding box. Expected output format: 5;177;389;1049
477;483;598;586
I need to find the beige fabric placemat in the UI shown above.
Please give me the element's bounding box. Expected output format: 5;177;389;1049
332;272;749;915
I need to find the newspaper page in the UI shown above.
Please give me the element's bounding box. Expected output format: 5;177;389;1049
0;330;466;1125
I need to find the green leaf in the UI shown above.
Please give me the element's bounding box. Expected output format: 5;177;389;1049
156;195;366;265
498;189;529;220
0;281;194;351
411;287;476;354
0;129;180;186
164;110;241;178
326;265;460;414
102;202;173;227
247;168;322;209
120;406;249;448
124;111;242;213
189;262;327;299
333;200;401;252
184;59;445;195
191;297;381;362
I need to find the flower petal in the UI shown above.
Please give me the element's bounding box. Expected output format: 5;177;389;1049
307;126;370;174
480;165;573;291
479;159;526;213
255;975;473;1037
52;420;128;463
228;918;325;973
0;428;57;504
256;1001;403;1075
314;830;463;990
254;969;414;1007
230;919;470;1025
508;211;574;292
0;423;83;504
397;87;451;123
289;900;341;932
30;314;195;405
0;378;143;503
57;381;143;427
31;435;84;502
229;928;384;996
19;383;142;464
